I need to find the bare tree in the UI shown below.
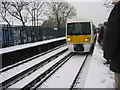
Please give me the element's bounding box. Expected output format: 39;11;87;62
26;0;47;26
42;16;57;27
103;0;114;11
0;1;11;25
2;0;30;26
44;1;76;28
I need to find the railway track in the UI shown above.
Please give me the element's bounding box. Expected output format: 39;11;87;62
1;46;91;90
1;44;66;72
0;45;69;90
7;51;72;90
39;53;89;89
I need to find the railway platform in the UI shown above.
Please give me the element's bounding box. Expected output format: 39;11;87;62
84;42;114;88
0;40;115;89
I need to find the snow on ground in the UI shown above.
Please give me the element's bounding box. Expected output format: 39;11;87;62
0;46;67;83
0;40;115;88
84;43;115;88
40;54;86;88
9;51;71;88
40;42;115;88
0;37;65;54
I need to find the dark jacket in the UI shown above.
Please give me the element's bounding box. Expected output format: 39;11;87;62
103;1;120;73
99;27;105;41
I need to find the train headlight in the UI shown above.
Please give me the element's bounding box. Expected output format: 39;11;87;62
67;38;71;41
85;38;91;41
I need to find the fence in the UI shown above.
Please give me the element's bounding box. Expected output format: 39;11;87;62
0;24;65;48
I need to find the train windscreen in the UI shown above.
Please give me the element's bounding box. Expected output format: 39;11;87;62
67;22;91;35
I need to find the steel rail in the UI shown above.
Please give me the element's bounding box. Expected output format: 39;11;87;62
1;46;67;90
70;52;90;90
1;44;66;72
8;51;72;90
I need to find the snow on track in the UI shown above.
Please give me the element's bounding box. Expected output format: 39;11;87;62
0;46;67;84
40;54;86;88
8;51;71;88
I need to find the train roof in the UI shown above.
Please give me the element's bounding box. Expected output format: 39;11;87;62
67;18;93;23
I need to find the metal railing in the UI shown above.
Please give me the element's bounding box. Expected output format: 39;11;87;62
0;24;65;48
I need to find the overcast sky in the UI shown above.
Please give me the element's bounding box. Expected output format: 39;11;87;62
0;0;113;27
66;0;113;26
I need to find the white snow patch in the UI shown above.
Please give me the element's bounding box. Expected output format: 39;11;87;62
84;43;114;88
40;54;86;88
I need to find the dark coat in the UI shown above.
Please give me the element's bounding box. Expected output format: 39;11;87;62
103;1;120;73
99;27;105;41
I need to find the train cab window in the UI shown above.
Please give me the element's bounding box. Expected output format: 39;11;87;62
67;22;91;35
80;22;91;35
75;23;83;34
67;23;75;35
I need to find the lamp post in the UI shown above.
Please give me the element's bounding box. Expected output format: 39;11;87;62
31;7;36;43
32;7;36;26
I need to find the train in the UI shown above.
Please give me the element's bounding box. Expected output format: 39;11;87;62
66;18;97;53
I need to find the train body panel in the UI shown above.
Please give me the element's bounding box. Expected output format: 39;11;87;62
67;34;91;43
66;18;96;53
67;43;92;53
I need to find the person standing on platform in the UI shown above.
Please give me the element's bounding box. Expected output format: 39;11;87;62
103;1;120;89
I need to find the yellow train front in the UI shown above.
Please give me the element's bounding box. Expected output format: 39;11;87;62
66;19;96;53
